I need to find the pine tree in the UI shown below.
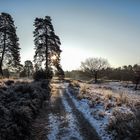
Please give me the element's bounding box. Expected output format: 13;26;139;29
33;16;62;78
24;60;34;77
0;13;21;76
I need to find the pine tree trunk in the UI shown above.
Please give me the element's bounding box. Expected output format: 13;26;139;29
0;31;6;76
94;72;98;83
45;36;48;72
27;67;29;78
0;65;3;76
135;79;139;90
135;83;138;90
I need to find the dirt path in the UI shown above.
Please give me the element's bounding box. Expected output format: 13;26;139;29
31;83;100;140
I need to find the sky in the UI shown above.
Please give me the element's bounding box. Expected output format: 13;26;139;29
0;0;140;70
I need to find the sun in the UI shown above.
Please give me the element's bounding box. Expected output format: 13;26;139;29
51;55;57;60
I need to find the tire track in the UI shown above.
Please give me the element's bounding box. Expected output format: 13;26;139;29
31;83;100;140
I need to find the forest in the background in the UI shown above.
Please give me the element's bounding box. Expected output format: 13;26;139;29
65;64;140;89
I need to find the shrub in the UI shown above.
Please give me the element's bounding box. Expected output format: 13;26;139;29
70;80;80;88
104;91;113;100
68;81;80;96
4;80;14;86
33;69;53;81
108;107;136;139
115;92;128;106
0;80;51;140
80;84;88;95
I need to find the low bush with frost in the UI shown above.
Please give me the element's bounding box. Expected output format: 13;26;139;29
80;84;88;95
107;107;140;139
68;80;80;96
0;79;50;140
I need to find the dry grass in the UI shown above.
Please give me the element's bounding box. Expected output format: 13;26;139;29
119;92;128;103
69;81;140;139
80;84;89;94
76;84;91;100
104;92;113;100
70;80;80;88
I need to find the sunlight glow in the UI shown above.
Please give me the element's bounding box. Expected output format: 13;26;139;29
51;55;57;61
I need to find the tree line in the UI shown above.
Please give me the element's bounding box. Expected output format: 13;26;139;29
0;12;64;79
65;58;140;90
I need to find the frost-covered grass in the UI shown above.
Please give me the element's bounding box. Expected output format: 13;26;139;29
68;80;140;140
66;88;113;140
0;79;50;140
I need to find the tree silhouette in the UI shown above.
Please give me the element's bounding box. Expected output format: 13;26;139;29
133;64;140;90
55;65;65;80
33;16;62;78
0;13;21;76
81;57;109;83
24;60;33;78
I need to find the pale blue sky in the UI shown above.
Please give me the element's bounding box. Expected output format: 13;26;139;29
0;0;140;70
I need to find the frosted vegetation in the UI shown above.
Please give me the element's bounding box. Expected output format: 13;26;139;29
68;80;140;139
0;79;50;140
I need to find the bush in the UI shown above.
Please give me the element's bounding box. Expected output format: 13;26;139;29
80;84;88;95
4;80;14;86
33;69;53;81
0;80;51;140
108;107;136;139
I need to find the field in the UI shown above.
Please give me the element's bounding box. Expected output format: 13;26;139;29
0;78;139;140
68;80;140;139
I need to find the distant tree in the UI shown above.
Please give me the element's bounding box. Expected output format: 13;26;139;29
133;64;140;90
120;65;133;81
33;16;62;79
55;65;65;80
34;63;40;72
19;70;26;78
3;69;10;78
0;13;21;76
33;69;53;81
81;57;109;83
24;60;33;78
64;70;90;80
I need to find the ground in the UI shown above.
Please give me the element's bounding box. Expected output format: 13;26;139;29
0;78;139;140
31;80;140;140
31;82;100;140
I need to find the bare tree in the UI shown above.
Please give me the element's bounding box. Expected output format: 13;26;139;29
81;57;109;83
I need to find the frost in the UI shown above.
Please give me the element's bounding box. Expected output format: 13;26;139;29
47;113;60;140
60;89;83;140
66;88;113;140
